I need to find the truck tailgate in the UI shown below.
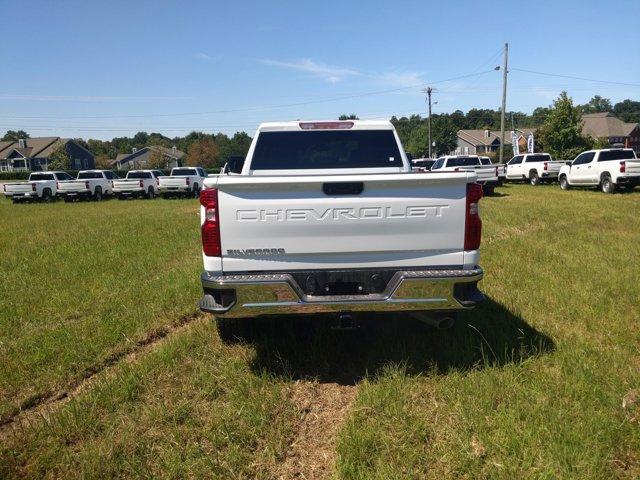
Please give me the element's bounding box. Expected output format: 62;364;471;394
159;177;189;188
459;165;496;182
113;179;142;190
624;160;640;176
211;172;473;272
57;181;87;192
546;161;564;173
5;183;32;194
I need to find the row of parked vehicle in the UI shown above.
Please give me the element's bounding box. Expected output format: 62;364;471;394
411;148;640;194
2;167;209;203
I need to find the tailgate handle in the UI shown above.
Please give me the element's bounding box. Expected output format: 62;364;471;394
322;182;364;196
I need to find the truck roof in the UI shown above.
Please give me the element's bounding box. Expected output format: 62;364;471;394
257;120;394;132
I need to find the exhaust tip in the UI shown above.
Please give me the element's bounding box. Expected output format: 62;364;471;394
436;316;455;330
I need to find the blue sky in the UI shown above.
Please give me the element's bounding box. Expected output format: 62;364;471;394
1;0;639;140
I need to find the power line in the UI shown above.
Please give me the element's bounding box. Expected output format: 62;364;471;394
510;68;640;87
0;69;498;121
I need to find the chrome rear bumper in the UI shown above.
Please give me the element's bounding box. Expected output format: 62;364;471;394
199;267;484;318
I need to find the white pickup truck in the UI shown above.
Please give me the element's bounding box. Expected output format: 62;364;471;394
113;170;164;199
57;170;119;201
430;155;499;195
197;120;485;340
158;167;207;198
505;153;564;185
3;171;73;203
559;148;640;193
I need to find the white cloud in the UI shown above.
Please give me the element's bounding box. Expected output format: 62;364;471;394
377;71;424;88
260;58;359;83
193;52;212;60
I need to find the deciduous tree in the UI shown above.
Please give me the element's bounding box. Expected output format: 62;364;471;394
538;92;594;159
187;138;220;168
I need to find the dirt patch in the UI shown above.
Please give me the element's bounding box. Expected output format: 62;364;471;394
274;380;357;480
0;312;206;439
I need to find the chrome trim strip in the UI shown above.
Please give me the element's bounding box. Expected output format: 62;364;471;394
200;267;483;317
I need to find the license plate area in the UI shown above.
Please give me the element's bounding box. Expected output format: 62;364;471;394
290;269;396;297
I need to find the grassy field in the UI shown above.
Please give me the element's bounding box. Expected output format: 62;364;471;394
1;185;639;479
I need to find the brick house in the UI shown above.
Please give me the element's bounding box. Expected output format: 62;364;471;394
581;113;640;153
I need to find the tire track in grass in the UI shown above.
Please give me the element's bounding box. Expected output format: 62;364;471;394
0;311;206;437
273;380;357;480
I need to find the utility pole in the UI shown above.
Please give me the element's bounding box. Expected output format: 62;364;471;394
423;87;433;158
499;43;509;164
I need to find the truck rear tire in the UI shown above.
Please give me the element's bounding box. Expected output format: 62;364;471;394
193;184;200;198
94;187;103;201
147;187;155;199
601;174;615;194
42;189;53;203
529;171;540;186
216;317;253;344
559;175;570;190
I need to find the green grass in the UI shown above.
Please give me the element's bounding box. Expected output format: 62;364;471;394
0;198;203;419
1;185;640;479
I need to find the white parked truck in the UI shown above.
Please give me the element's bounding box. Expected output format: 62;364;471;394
57;170;119;201
505;153;564;185
197;120;485;340
113;170;164;199
158;167;207;198
3;171;73;203
430;155;499;194
559;148;640;193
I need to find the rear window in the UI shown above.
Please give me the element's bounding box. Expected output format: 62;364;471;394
431;159;445;170
446;157;480;167
598;150;636;161
171;168;198;176
29;173;55;181
250;130;402;170
479;157;492;165
77;171;104;179
525;154;552;163
126;171;152;179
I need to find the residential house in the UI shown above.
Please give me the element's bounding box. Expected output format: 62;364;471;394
454;128;536;156
581;112;640;153
0;137;94;172
111;145;186;170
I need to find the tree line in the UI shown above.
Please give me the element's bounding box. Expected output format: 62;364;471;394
3;96;638;166
390;96;639;160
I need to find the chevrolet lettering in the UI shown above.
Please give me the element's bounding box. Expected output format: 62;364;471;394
236;205;449;222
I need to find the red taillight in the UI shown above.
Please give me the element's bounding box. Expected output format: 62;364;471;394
85;181;90;189
620;161;626;173
56;182;59;190
186;177;191;186
31;183;36;192
543;162;548;171
495;166;498;176
3;184;6;192
299;121;354;130
454;167;460;172
200;188;221;257
464;183;483;251
139;179;144;188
